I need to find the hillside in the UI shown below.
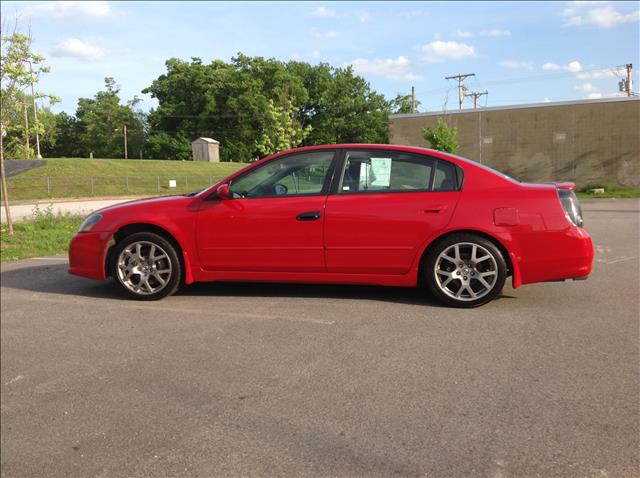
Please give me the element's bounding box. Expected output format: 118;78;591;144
5;158;246;201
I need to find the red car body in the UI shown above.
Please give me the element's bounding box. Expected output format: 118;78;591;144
69;144;594;298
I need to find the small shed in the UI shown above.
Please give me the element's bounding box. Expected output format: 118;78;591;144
192;137;220;162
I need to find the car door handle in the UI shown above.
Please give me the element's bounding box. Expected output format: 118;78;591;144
424;205;447;213
296;211;321;221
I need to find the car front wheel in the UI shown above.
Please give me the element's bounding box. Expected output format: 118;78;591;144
424;233;507;308
110;232;182;300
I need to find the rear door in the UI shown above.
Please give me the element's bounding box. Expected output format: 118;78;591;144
324;149;461;274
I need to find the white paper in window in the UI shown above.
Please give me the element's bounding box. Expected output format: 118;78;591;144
370;157;392;187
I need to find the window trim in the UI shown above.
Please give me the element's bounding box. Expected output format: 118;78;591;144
217;149;339;200
334;149;459;196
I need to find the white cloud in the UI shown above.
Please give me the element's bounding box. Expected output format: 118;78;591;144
309;28;339;39
499;60;534;71
562;1;607;17
587;92;602;99
576;68;618;79
419;41;476;63
575;82;596;92
311;50;321;59
456;29;472;37
479;29;511;37
23;1;113;20
543;97;552;103
312;6;336;17
543;60;582;72
562;2;639;28
358;11;371;23
50;38;107;60
348;56;423;81
398;10;428;19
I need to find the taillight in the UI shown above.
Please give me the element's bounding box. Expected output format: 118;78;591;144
558;189;584;227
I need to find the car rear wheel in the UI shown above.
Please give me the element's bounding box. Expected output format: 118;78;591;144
424;233;507;308
110;232;181;300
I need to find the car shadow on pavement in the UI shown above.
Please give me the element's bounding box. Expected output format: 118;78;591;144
0;262;450;307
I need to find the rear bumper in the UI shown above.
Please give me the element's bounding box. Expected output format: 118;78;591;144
517;226;594;285
68;231;110;280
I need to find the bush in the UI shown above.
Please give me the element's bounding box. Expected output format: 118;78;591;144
422;119;460;153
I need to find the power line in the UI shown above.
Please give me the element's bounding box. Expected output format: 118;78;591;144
464;90;488;109
445;73;475;110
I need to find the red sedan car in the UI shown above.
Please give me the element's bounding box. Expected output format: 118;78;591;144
69;144;594;307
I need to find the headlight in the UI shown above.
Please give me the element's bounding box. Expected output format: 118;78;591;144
78;213;103;232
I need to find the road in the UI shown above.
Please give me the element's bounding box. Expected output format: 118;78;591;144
1;199;638;477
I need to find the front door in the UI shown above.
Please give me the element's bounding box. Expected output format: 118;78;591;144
324;149;461;274
196;150;336;272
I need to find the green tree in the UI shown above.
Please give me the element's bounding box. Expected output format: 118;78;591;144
74;77;143;158
255;98;312;156
422;118;459;153
390;93;421;114
1;20;56;233
39;111;80;157
143;55;391;162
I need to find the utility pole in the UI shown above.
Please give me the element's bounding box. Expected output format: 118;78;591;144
23;102;30;159
625;63;633;96
27;60;42;159
123;124;128;159
464;90;488;109
411;86;416;113
445;73;475;110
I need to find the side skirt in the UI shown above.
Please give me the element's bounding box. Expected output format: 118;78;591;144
191;269;418;288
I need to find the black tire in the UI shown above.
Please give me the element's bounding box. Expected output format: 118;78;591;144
423;233;507;308
110;232;182;301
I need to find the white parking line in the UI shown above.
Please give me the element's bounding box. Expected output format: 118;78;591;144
596;256;637;264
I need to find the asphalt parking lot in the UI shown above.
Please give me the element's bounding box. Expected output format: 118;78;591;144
1;199;638;478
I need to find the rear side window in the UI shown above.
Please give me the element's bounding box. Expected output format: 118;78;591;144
433;160;458;191
339;151;434;194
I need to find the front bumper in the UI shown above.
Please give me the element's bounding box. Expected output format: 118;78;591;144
68;231;111;280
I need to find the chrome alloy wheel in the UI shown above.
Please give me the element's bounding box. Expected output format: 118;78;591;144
434;242;499;302
116;241;173;295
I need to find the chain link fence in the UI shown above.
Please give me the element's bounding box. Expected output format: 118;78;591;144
2;175;226;201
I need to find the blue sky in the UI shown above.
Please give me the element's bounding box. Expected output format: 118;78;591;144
4;0;639;113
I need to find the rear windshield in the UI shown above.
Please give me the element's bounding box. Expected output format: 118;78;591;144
448;154;521;183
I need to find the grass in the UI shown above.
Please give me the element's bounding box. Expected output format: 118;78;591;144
5;158;247;201
576;184;640;199
1;206;83;262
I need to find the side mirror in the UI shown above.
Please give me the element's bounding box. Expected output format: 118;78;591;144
216;184;231;200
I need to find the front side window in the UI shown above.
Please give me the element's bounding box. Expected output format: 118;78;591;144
339;151;434;194
229;151;335;198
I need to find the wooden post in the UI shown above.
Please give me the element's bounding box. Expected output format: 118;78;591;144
123;124;128;159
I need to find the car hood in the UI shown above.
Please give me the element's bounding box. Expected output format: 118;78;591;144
93;195;193;216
